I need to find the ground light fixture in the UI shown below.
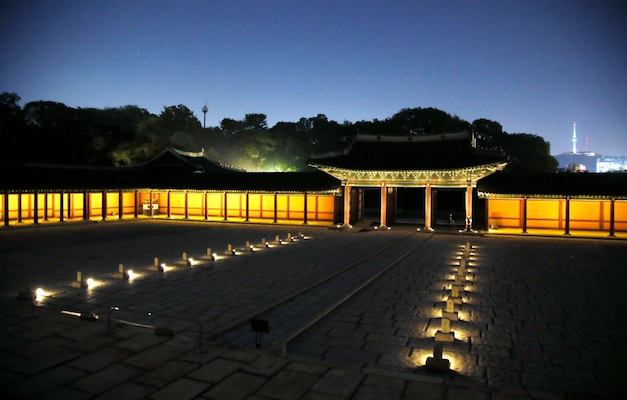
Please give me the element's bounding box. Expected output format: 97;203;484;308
425;343;450;372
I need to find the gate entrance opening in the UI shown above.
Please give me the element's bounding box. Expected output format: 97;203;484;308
396;188;424;224
432;189;465;227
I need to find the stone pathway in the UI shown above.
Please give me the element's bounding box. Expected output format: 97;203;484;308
1;221;626;398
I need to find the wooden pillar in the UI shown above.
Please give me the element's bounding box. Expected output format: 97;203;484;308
245;192;250;222
522;197;528;233
118;190;123;219
83;191;88;220
223;191;228;221
204;191;208;220
67;192;72;219
3;192;8;227
424;185;432;230
303;192;308;224
380;184;388;227
564;196;570;235
343;185;351;225
609;198;615;237
44;193;49;221
149;190;153;217
167;191;171;218
102;191;107;221
465;185;473;231
17;192;22;223
273;192;278;223
133;190;138;218
33;192;39;224
59;191;64;222
184;191;189;219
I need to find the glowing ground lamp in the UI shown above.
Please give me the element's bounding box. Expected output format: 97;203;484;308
114;264;131;280
71;271;89;289
425;342;450;372
245;241;254;252
434;318;455;342
442;299;458;321
226;243;236;256
200;248;215;263
261;238;270;248
149;257;161;272
448;284;463;305
275;234;283;245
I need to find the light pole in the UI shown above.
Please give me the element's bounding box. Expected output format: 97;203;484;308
202;104;208;129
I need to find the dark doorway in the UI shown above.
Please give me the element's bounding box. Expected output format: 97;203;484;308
395;188;424;224
363;188;380;222
433;189;465;227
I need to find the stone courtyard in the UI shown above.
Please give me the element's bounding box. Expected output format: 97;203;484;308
0;220;626;399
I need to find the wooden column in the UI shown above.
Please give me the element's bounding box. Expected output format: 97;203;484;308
59;191;64;222
17;192;22;223
133;190;138;218
3;192;8;226
204;191;208;220
564;197;570;235
465;185;473;231
118;190;123;219
83;192;88;220
303;192;308;224
380;185;388;227
273;192;278;223
223;191;228;221
424;185;432;230
609;198;615;237
102;191;107;221
245;192;250;222
44;193;49;221
522;197;528;233
343;185;351;226
149;190;153;217
67;192;72;219
167;191;171;218
33;192;39;224
184;191;189;219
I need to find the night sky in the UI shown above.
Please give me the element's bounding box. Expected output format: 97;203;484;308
1;0;625;156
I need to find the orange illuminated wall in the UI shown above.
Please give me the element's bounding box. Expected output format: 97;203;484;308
121;192;136;216
616;201;627;232
0;194;3;221
309;195;335;221
527;199;563;229
570;200;608;230
226;193;244;218
89;193;103;218
206;193;223;217
188;192;204;216
287;194;305;220
168;191;184;215
487;198;522;228
105;192;119;218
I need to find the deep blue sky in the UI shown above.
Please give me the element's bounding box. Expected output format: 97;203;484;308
1;0;625;155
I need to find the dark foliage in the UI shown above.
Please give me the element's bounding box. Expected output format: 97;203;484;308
0;92;557;172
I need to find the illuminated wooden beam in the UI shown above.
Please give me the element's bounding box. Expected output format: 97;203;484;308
17;192;22;223
273;192;278;223
380;185;387;227
223;191;228;221
609;198;615;237
45;193;49;221
133;190;138;218
245;192;249;222
82;192;88;221
522;197;527;233
564;196;570;235
59;191;64;223
204;191;208;220
303;191;308;224
33;191;38;224
465;185;472;231
185;191;189;219
425;185;432;230
102;190;107;221
3;191;8;226
343;184;351;225
118;190;123;219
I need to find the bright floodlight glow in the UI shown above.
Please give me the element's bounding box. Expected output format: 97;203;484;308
86;278;95;288
127;270;136;280
35;288;45;302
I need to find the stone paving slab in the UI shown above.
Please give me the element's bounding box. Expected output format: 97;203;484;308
1;222;626;398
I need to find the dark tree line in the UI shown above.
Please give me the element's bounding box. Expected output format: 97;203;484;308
0;92;557;172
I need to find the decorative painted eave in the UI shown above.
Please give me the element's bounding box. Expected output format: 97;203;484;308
2;188;341;195
310;162;507;187
478;191;627;200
